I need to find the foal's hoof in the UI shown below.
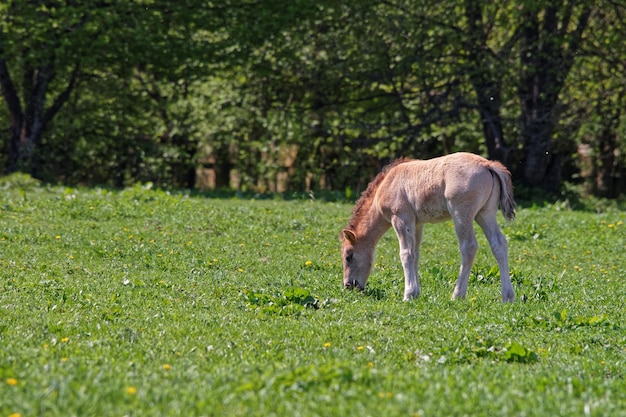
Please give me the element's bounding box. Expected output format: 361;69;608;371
450;290;466;300
403;288;420;301
502;292;515;303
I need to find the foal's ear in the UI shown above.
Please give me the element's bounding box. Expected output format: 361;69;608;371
342;229;357;243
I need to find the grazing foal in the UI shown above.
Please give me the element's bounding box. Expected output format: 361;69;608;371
341;152;516;302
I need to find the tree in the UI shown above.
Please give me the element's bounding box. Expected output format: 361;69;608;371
0;0;230;180
2;0;625;198
0;1;86;174
462;0;517;164
562;1;626;197
230;0;483;191
517;1;592;190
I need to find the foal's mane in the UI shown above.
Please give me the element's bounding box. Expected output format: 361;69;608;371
346;158;412;231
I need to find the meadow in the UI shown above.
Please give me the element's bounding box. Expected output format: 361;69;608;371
0;177;625;416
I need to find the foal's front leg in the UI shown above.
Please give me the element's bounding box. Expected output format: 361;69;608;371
391;216;422;300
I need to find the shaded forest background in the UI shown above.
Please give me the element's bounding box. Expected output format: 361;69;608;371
1;0;625;198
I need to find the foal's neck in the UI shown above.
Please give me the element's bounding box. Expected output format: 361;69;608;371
355;202;391;246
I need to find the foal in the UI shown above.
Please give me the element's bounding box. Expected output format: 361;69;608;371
341;152;516;302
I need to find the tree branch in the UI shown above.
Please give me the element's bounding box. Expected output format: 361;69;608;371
0;55;24;123
42;63;81;127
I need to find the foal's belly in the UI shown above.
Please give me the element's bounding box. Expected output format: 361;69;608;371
415;209;451;224
411;192;451;224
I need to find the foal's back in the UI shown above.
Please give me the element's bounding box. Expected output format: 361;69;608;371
374;153;499;224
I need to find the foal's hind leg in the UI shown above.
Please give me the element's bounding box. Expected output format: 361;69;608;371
391;216;421;300
476;211;515;302
451;216;478;300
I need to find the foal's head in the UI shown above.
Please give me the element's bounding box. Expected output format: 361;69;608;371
341;229;374;291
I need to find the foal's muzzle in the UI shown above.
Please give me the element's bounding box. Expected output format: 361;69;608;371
344;280;364;291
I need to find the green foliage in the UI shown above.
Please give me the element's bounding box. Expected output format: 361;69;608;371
242;288;321;316
0;172;41;189
1;0;626;194
546;309;614;331
443;337;538;364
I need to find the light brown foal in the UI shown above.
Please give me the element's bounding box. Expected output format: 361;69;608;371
341;152;516;302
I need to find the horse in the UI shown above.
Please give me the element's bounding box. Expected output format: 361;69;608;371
341;152;516;302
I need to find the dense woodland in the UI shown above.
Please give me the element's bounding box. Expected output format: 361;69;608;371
1;0;626;197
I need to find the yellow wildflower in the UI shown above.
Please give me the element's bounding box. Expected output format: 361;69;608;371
6;378;18;386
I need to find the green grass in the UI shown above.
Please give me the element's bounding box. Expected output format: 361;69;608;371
1;182;625;416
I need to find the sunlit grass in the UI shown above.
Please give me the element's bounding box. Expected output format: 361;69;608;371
0;183;625;416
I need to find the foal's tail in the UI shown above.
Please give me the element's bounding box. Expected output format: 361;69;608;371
487;161;516;221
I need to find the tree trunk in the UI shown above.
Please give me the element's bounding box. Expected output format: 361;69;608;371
594;94;622;198
463;0;511;166
520;110;554;186
0;56;23;173
518;3;592;190
1;52;79;176
16;67;52;174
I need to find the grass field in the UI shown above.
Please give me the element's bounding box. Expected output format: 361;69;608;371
1;178;625;416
